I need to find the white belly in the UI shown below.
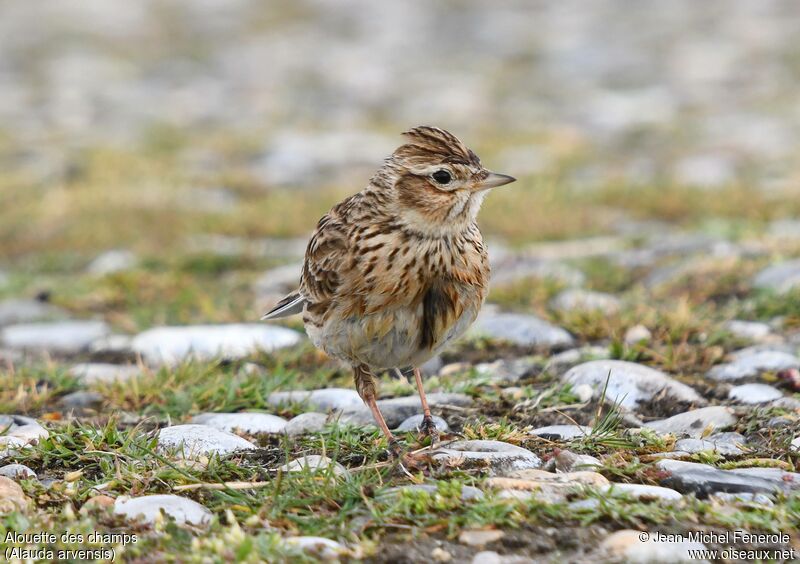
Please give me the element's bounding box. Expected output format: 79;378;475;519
305;304;479;369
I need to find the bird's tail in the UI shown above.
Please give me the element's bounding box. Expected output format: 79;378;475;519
261;292;306;320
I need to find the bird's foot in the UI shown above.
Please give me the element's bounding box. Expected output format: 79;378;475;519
387;438;404;460
417;415;440;445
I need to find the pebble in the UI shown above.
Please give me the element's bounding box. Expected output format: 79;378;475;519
68;363;142;384
267;388;363;412
529;425;591;441
563;360;704;410
471;310;574;349
0;463;36;480
728;383;783;404
190;412;288;434
132;324;302;365
474;357;540;384
431;440;541;476
0;320;110;354
673;432;745;456
752;259;800;294
458;529;505;547
284;536;347;561
490;470;609;503
0;298;65;326
284;412;329;436
157;424;257;458
724;320;773;342
550;289;620;315
624;325;652;345
553;450;601;472
340;393;472;428
86;249;137;275
471;551;535;564
278;455;349;478
490;258;586;288
395;414;449;433
711;492;774;506
0;476;30;514
600;529;707;563
59;391;104;410
0;416;49;457
602;483;682;501
656;459;796;496
707;350;800;381
382;483;484;501
644;406;736;438
114;494;212;527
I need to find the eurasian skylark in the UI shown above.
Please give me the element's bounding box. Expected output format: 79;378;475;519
263;126;515;453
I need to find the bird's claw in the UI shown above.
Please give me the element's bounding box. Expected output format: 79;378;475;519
418;415;440;445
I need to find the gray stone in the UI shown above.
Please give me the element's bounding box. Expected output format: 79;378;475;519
0;416;49;458
471;551;535;564
471;310;574;349
624;325;652;345
114;494;212;527
727;466;800;486
724;320;772;342
563;360;704;410
157;424;256;458
431;440;541;476
381;483;484;501
673;433;745;456
59;391;104;410
473;356;540;384
68;363;142;385
603;483;682;501
267;388;363;412
600;529;707;563
283;536;347;561
278;455;349;478
0;299;65;326
490;258;586;288
753;259;800;294
711;492;774;506
708;350;800;381
553;450;601;472
645;407;736;438
87;249;137;275
0;320;110;354
284;412;329;436
550;289;620;315
530;424;591;440
88;335;134;356
190;412;287;434
395;414;449;433
132;324;302;365
728;383;783;404
0;464;36;480
656;459;796;496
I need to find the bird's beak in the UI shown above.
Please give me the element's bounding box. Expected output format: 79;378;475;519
477;171;516;189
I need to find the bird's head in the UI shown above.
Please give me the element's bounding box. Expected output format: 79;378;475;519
375;126;515;236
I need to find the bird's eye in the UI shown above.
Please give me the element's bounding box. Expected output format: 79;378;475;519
431;170;452;184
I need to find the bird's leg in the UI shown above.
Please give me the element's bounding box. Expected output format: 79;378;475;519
355;364;401;457
413;367;439;443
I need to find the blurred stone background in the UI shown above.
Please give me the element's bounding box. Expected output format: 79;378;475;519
1;0;799;192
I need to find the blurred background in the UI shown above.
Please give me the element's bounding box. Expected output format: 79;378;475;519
1;0;800;331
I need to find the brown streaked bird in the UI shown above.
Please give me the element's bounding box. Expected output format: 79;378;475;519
262;126;515;453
